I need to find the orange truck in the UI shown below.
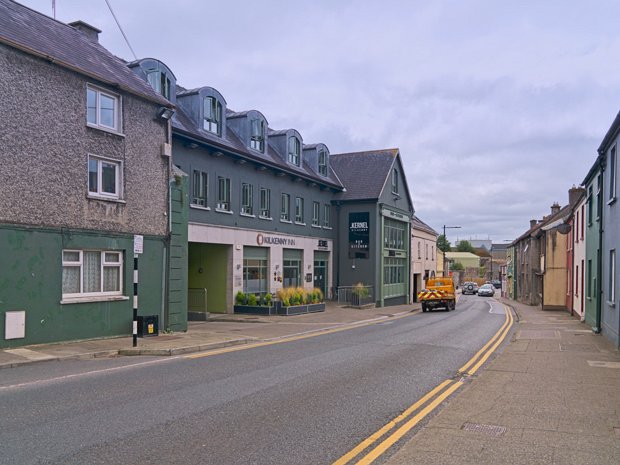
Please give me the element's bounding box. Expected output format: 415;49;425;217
417;277;456;312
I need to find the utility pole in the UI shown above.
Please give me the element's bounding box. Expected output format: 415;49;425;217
442;225;461;277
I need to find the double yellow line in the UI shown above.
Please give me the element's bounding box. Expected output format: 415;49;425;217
332;304;514;465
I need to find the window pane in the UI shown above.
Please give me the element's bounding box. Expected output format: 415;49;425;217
103;266;120;292
101;162;117;194
63;251;80;263
87;89;97;124
62;266;80;294
104;252;120;263
147;71;161;94
88;159;98;193
99;94;116;128
83;251;101;293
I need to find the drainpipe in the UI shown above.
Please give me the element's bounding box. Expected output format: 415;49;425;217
594;154;606;334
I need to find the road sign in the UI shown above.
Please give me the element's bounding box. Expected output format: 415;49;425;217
133;235;143;255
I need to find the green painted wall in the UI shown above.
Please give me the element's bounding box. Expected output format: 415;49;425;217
0;224;165;348
188;243;230;313
167;175;189;331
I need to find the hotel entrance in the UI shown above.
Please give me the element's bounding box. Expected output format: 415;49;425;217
313;251;329;298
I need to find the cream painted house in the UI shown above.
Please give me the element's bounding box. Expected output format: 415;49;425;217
411;215;438;301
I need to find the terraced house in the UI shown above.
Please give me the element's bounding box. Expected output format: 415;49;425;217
0;0;177;348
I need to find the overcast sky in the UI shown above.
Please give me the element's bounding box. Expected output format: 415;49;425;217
21;0;620;244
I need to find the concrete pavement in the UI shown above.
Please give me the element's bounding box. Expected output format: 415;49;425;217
384;297;620;465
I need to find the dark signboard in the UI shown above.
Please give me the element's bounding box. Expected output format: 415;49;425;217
349;212;370;259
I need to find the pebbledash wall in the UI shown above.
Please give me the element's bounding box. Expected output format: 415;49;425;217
0;30;171;347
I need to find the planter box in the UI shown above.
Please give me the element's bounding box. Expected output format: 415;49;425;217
233;305;276;315
275;302;326;315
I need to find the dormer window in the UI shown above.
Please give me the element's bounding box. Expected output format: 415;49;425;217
203;97;222;135
147;70;171;99
250;118;265;152
288;136;301;166
318;150;328;176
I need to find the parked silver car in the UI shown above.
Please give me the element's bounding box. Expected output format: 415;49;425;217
477;283;495;297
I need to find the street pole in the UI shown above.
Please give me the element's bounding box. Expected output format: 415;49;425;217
442;225;461;277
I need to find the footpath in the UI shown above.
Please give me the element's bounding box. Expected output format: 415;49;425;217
1;298;619;465
385;297;620;465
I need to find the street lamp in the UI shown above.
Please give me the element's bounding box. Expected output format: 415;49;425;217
442;225;461;277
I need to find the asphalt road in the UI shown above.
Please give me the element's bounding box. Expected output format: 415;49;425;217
0;295;508;465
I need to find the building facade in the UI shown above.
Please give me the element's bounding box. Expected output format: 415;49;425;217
0;1;175;347
588;112;620;347
411;215;438;301
330;150;414;307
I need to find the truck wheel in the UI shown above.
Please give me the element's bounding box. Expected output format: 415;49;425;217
450;302;456;311
422;304;427;312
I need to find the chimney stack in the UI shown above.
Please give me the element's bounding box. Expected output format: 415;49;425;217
530;219;538;229
550;202;561;215
68;20;101;43
568;185;585;206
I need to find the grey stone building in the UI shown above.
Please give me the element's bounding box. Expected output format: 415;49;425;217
0;0;175;348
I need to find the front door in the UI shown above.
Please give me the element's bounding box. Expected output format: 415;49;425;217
313;259;327;297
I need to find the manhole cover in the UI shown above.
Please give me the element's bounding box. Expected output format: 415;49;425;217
516;330;560;339
461;422;506;437
560;343;598;352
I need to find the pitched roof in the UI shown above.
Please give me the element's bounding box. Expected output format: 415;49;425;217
330;149;399;201
412;215;438;236
0;0;170;107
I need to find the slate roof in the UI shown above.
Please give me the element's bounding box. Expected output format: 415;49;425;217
171;106;344;190
412;215;438;236
330;149;399;201
0;0;171;107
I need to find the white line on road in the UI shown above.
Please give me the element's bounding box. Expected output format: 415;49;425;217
0;357;179;392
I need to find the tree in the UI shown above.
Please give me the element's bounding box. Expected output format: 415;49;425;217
437;234;451;253
450;261;464;271
456;240;475;253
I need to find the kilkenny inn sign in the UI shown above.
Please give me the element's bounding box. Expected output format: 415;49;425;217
349;212;370;259
256;233;296;246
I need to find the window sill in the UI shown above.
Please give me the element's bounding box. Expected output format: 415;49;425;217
190;204;211;211
215;208;233;215
322;226;332;230
607;197;617;206
295;222;306;226
240;212;256;218
87;194;126;204
311;224;321;229
86;123;125;137
258;216;273;221
280;219;292;224
61;295;129;305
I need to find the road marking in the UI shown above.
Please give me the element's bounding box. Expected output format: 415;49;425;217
0;357;177;391
458;304;512;375
333;304;514;465
353;381;464;465
331;380;454;465
186;311;420;360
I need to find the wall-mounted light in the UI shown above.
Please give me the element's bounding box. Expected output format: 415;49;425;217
157;106;174;121
236;264;241;270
